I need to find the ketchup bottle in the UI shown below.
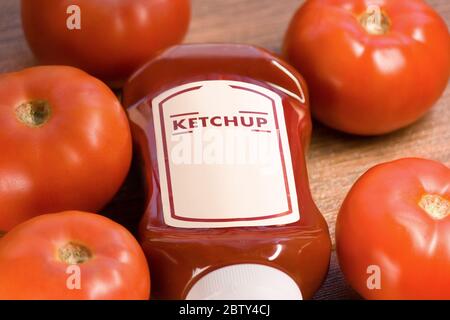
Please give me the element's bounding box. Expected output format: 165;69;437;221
123;44;331;300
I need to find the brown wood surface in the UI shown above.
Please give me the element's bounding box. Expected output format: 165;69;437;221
0;0;449;300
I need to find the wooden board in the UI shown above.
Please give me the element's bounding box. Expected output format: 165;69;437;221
0;0;448;300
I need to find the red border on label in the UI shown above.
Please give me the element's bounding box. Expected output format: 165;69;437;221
159;83;293;223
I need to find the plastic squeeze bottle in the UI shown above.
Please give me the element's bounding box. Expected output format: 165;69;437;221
123;44;331;300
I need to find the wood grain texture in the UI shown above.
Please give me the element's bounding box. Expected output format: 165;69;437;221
0;0;448;300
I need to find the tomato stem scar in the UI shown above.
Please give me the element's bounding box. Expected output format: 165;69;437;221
419;194;450;220
58;242;92;265
16;100;51;128
359;5;391;35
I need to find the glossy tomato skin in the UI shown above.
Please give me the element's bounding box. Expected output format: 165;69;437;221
0;211;150;300
283;0;450;135
21;0;191;85
0;66;132;231
336;158;450;300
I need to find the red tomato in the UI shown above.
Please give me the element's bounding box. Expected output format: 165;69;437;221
0;211;150;300
0;66;132;231
336;158;450;299
21;0;191;85
283;0;450;135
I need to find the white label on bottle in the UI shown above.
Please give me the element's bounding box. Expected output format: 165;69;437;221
152;80;299;228
185;264;303;300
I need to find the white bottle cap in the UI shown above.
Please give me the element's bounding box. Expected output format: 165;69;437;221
185;264;303;300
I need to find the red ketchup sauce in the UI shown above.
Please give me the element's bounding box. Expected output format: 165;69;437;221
123;44;331;300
